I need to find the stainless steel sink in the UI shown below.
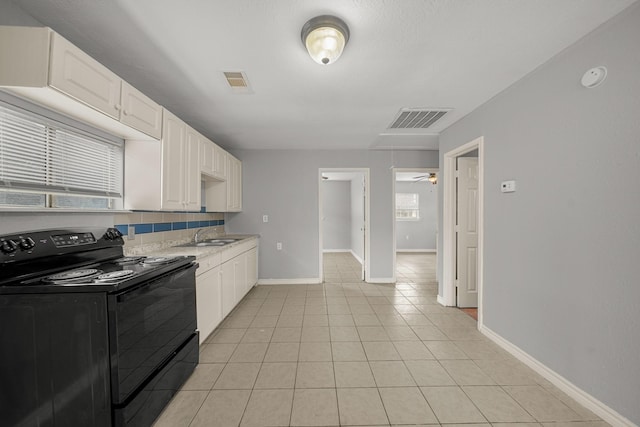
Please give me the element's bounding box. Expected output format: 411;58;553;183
178;242;224;247
205;239;238;244
177;238;239;248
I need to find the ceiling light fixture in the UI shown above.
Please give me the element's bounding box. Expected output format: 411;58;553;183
301;15;350;65
427;173;438;185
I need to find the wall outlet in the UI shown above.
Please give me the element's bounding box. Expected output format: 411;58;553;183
501;180;516;193
127;226;135;240
263;215;269;223
276;242;282;250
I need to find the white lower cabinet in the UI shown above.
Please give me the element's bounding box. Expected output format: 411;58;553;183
246;247;257;295
195;239;258;343
195;261;222;345
220;259;236;319
233;254;247;303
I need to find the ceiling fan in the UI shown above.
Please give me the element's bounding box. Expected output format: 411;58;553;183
413;172;437;185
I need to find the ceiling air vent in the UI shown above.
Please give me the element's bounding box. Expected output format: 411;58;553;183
388;108;450;129
223;71;248;88
222;71;253;93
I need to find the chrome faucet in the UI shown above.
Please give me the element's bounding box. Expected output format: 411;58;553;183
193;228;205;244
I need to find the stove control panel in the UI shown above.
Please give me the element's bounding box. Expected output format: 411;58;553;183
1;228;125;261
51;232;96;248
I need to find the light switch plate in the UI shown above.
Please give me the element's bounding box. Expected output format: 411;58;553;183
501;180;516;193
263;215;268;223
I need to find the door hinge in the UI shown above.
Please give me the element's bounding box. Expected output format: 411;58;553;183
455;170;460;178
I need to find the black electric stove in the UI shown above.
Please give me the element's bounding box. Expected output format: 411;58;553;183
1;228;194;293
0;228;199;427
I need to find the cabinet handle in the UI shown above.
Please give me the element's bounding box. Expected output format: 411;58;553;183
114;104;122;111
122;109;129;116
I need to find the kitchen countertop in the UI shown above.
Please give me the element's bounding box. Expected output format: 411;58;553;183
140;234;259;260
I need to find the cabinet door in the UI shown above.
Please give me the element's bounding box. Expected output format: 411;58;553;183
234;160;242;211
213;145;226;179
120;81;162;139
233;252;248;303
184;128;201;211
161;110;186;210
246;247;257;292
196;266;222;344
49;32;121;119
220;260;236;318
200;139;214;176
227;156;242;212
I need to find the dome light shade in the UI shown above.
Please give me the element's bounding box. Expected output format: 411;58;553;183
301;15;350;65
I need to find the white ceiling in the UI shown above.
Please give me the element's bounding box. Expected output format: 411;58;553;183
8;0;636;151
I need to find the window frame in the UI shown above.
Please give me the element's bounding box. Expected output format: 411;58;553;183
396;192;420;221
0;93;124;211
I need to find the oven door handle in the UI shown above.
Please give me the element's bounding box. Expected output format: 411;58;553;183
115;262;197;302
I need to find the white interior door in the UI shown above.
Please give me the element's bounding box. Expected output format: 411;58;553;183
456;157;479;307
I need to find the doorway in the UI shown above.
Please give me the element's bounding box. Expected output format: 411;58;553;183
442;136;484;327
318;168;370;283
392;168;439;283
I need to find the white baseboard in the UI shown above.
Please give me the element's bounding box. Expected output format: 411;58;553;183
367;277;395;284
396;249;437;253
436;294;448;306
480;325;635;427
257;278;322;285
323;249;350;253
350;250;364;265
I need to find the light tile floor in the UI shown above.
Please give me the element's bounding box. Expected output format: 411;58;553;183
153;252;608;427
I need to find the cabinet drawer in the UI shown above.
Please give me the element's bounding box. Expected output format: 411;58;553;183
196;254;221;276
220;240;256;264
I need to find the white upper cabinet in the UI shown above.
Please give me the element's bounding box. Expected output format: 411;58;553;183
120;81;163;139
203;152;242;213
200;139;226;181
125;109;201;211
49;32;122;120
213;144;227;178
0;26;161;140
184;126;202;211
161;110;187;210
200;139;215;176
1;25;241;212
227;155;242;212
160;110;201;211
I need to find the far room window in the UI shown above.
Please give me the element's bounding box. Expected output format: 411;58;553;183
0;97;123;210
396;193;419;221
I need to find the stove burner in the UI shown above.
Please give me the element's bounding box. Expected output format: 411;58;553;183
96;270;135;282
114;256;145;265
46;269;101;282
142;256;178;266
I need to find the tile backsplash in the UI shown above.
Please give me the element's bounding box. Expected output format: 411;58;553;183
113;210;225;253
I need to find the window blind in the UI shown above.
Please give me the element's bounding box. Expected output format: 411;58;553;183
396;193;420;220
0;101;123;198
